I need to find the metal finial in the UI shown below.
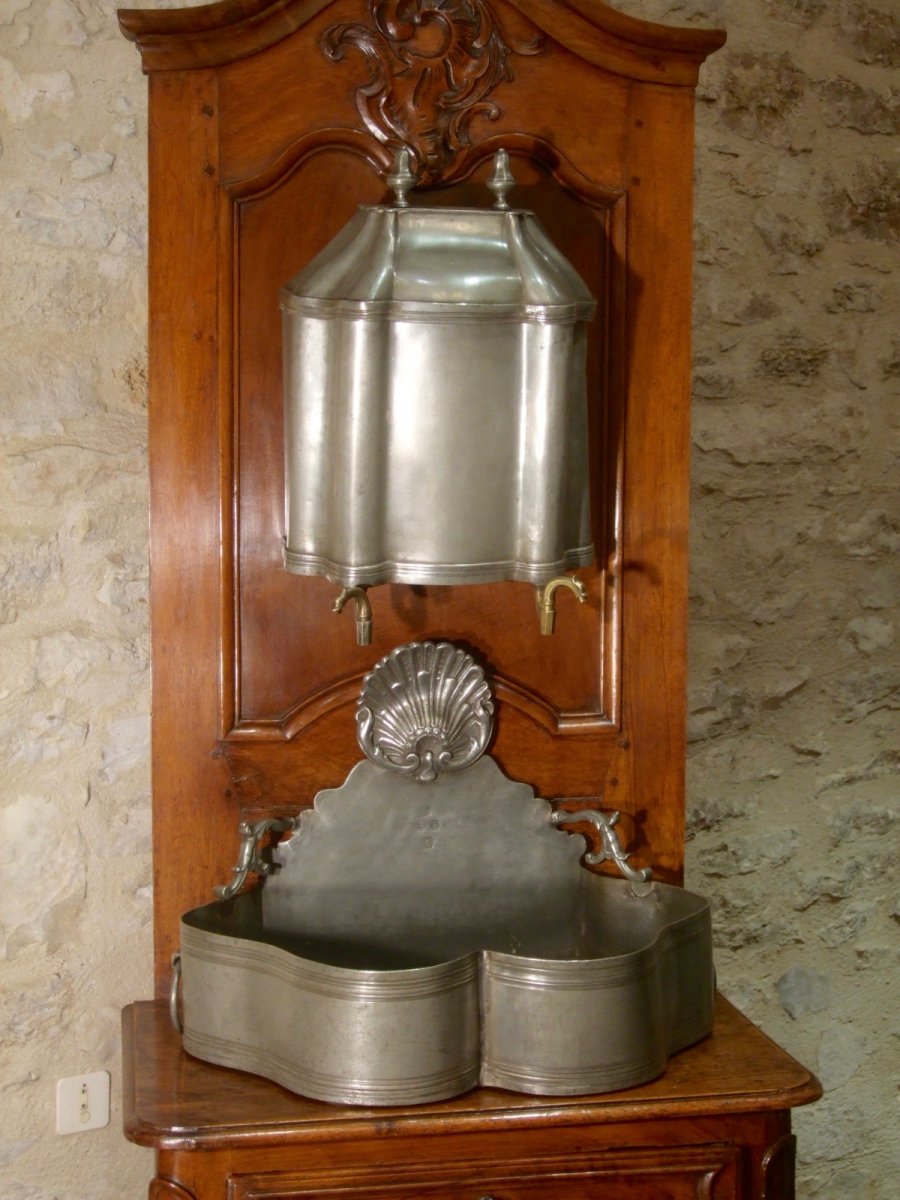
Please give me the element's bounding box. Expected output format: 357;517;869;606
387;147;416;207
487;149;515;210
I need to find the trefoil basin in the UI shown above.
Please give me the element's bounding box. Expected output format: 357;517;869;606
174;643;714;1105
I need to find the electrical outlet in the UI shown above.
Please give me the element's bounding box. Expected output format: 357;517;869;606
55;1072;110;1135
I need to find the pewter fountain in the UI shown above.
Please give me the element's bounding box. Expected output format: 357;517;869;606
173;642;713;1105
171;151;713;1105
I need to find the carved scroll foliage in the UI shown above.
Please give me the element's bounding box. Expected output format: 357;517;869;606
322;0;541;182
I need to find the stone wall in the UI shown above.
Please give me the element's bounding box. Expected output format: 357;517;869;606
0;1;896;1196
1;0;154;1195
657;2;898;1195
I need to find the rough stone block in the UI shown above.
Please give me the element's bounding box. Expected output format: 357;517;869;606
818;78;899;136
0;58;75;122
718;51;807;145
776;964;833;1018
824;158;900;242
837;1;900;68
842;616;894;654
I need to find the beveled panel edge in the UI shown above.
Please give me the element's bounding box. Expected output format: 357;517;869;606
604;193;626;728
225;136;621;738
224;140;619;739
149;1178;197;1200
119;0;725;81
223;672;615;741
230;1147;739;1200
223;128;623;205
223;127;391;199
433;131;626;200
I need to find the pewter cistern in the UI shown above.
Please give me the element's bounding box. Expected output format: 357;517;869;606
174;643;714;1106
281;151;597;640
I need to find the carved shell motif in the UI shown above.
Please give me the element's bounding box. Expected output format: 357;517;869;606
357;642;494;782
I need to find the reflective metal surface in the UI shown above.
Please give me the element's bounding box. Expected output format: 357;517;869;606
179;756;713;1104
356;641;494;781
281;153;596;587
331;585;373;645
536;574;588;635
553;808;653;886
176;642;714;1106
213;816;299;902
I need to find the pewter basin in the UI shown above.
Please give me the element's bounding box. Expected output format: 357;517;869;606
176;644;713;1105
178;759;713;1106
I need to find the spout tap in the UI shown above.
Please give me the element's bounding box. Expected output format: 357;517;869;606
332;586;373;645
536;576;587;635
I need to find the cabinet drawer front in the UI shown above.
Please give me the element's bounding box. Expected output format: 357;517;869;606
229;1145;738;1200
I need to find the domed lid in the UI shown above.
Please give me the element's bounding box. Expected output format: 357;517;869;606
280;150;596;324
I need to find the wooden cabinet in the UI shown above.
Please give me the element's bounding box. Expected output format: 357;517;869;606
116;2;820;1197
129;997;818;1200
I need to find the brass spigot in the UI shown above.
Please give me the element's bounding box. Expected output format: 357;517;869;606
332;586;373;645
535;575;587;635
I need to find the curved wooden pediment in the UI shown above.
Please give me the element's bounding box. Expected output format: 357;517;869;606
118;0;725;83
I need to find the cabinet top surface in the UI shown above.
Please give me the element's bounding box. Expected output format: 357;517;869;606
124;995;821;1150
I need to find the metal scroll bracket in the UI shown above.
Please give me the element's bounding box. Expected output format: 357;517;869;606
214;817;299;901
551;809;653;887
172;817;298;1032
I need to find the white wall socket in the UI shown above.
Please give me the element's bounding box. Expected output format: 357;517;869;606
55;1071;110;1135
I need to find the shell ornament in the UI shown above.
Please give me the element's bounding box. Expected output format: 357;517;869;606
356;642;494;782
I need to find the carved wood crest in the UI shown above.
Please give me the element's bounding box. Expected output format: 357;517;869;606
322;0;542;182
